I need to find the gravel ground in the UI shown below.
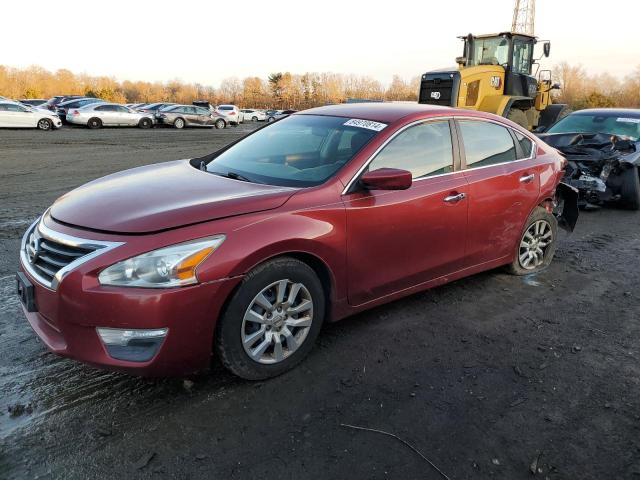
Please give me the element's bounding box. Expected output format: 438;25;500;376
0;125;639;479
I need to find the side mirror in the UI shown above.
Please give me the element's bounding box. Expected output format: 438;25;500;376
360;168;412;191
543;42;551;57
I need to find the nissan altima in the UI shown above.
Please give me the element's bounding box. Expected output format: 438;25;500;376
17;103;577;379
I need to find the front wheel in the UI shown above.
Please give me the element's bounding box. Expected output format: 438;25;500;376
174;117;185;129
267;116;275;123
37;118;52;131
620;166;640;210
138;117;152;129
214;119;226;129
251;116;258;122
508;207;558;275
215;257;325;380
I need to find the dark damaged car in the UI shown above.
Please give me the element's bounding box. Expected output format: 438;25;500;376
538;109;640;210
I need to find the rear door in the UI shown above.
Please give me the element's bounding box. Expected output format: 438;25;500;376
455;118;541;266
94;105;117;125
343;119;469;306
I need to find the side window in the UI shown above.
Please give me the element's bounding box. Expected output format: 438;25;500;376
95;105;112;112
185;107;197;114
0;104;8;111
514;131;534;159
368;121;454;179
7;104;27;112
459;121;516;168
115;106;129;112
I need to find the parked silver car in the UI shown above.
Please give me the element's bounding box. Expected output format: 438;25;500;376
66;103;154;129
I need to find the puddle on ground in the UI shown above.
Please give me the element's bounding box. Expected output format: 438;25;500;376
0;275;190;440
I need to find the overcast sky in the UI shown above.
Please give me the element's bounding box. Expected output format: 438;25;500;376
2;0;637;86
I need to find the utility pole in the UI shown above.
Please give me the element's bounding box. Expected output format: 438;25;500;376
512;0;535;35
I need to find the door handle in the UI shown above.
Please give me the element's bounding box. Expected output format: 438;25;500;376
444;192;466;203
519;173;535;183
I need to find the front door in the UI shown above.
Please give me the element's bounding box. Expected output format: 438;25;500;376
343;119;469;306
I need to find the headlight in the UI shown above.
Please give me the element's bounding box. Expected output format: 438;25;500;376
98;235;225;288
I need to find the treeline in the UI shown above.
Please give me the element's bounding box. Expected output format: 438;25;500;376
2;64;639;110
0;65;418;108
552;62;640;109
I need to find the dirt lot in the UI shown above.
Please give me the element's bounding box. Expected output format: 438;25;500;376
1;125;639;479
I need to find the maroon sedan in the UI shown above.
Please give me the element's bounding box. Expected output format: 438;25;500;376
17;103;577;379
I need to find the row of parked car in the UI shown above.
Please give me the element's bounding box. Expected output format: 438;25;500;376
0;94;297;130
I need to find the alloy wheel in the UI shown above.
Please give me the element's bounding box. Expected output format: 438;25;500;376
241;279;313;364
519;220;553;270
37;119;50;130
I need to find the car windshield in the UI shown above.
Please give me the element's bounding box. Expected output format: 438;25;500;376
206;114;379;187
547;112;640;141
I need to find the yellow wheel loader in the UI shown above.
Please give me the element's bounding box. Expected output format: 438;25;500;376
419;32;569;130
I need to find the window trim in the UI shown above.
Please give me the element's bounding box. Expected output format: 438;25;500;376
342;117;460;194
343;116;538;194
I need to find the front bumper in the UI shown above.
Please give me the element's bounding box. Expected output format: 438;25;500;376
19;267;240;376
17;219;242;376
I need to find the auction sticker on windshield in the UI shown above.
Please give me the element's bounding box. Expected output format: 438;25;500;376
343;119;387;131
617;118;640;124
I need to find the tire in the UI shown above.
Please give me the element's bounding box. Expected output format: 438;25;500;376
214;119;226;129
215;257;325;380
507;206;558;275
174;117;185;129
87;117;102;129
37;118;52;131
506;108;529;129
252;116;258;122
620;166;640;210
138;117;152;129
267;116;275;123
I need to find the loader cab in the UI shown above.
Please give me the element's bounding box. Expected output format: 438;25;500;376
460;32;541;98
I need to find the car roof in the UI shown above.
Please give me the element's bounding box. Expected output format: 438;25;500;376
569;108;640;117
298;103;454;123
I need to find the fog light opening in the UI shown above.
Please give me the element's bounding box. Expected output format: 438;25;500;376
97;327;168;362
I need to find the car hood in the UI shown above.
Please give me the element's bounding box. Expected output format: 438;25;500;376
49;160;297;233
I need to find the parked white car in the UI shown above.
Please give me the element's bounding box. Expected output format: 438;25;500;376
0;101;62;130
215;104;244;125
240;109;266;122
66;103;154;129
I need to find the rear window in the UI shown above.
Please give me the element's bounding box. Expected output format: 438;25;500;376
219;106;233;110
459;120;516;168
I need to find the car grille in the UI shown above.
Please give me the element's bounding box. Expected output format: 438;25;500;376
21;217;123;290
26;230;95;284
418;72;460;107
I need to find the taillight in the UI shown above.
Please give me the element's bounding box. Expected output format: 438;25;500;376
229;111;236;115
71;110;79;115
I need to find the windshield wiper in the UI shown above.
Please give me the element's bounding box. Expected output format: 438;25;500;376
211;170;260;184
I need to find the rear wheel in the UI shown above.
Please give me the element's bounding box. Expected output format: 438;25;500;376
174;117;185;129
620;166;640;210
87;117;102;129
267;116;275;123
214;119;226;129
215;257;325;380
138;117;152;129
508;207;558;275
252;116;258;122
37;118;52;131
506;108;529;129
